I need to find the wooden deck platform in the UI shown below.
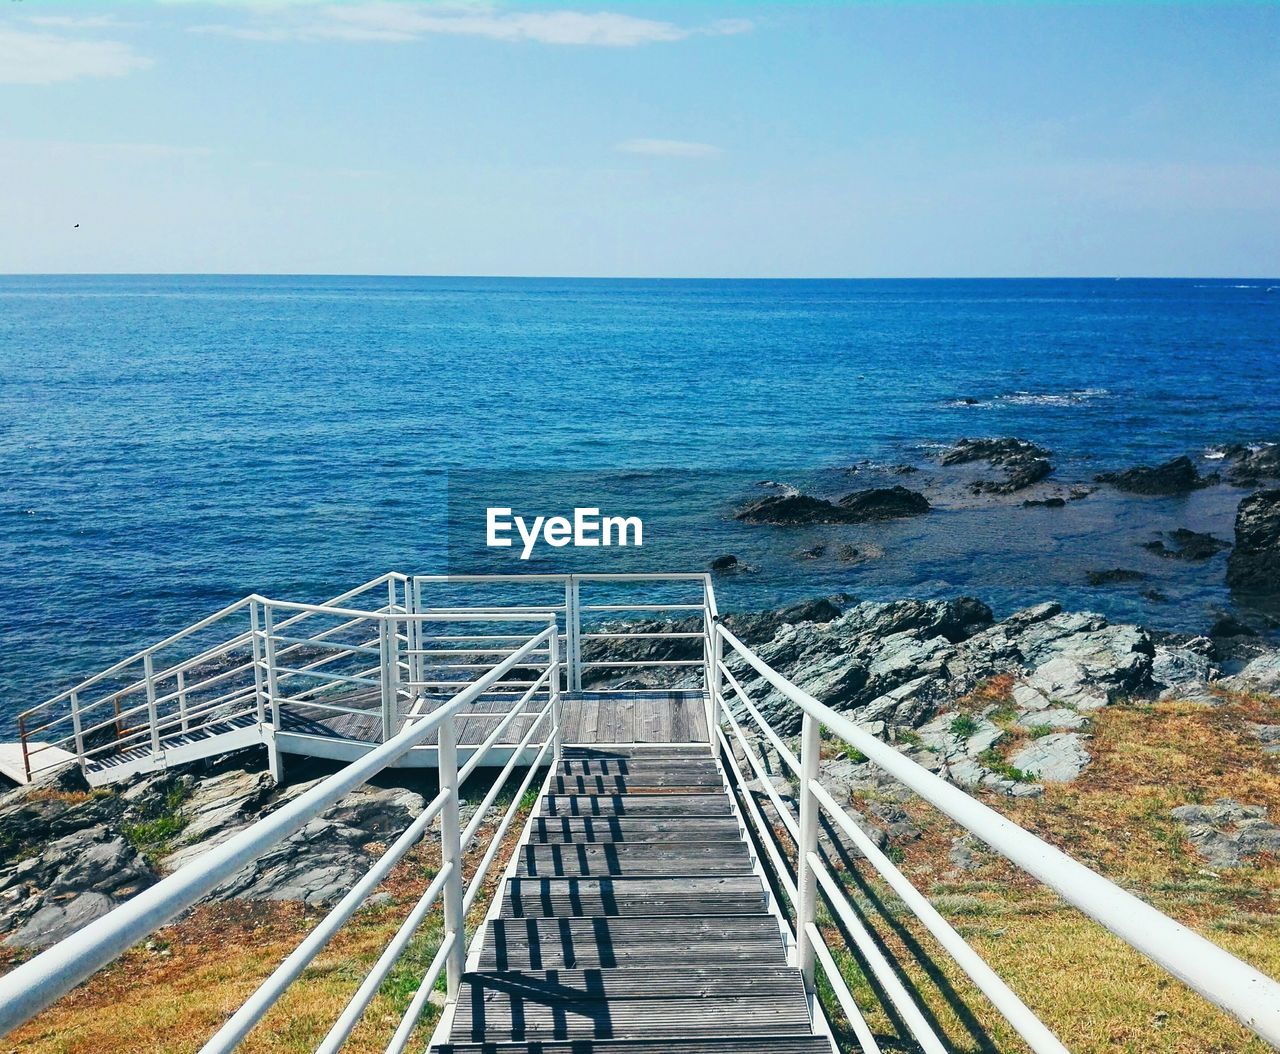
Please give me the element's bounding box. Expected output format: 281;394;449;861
433;745;830;1054
279;690;710;751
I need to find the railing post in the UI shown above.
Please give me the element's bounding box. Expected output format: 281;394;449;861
438;712;466;1001
144;654;162;757
17;715;31;784
70;690;85;762
262;603;282;730
176;670;189;733
567;575;582;692
793;711;821;988
379;616;399;742
550;623;563;762
709;619;723;745
250;601;267;725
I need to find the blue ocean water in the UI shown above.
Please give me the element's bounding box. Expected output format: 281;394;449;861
2;275;1277;724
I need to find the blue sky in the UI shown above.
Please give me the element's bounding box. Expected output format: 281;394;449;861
2;1;1278;276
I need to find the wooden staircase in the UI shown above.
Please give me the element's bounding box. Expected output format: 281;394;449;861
433;745;833;1054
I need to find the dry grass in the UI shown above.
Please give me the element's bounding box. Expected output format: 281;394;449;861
817;687;1280;1053
5;785;535;1054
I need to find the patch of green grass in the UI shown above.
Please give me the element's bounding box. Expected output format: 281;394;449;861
978;748;1032;783
122;783;191;861
822;732;867;763
1028;724;1056;740
895;728;922;748
949;713;980;739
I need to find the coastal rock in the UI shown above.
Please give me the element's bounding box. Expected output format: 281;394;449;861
1142;528;1231;561
939;437;1051;467
1014;707;1087;731
1224;444;1280;486
1226;490;1280;595
1225;652;1280;695
1151;642;1218;700
709;554;740;572
1018;614;1154;698
734;493;855;526
1171;798;1280;868
835;485;930;521
1;825;157;948
174;781;426;905
1096;455;1216;496
1010;733;1090;782
937;436;1054;494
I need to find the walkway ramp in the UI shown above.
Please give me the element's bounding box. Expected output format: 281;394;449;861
436;744;831;1053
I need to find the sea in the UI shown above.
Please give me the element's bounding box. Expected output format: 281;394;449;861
2;275;1277;727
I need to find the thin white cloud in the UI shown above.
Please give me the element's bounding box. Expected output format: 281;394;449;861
618;139;723;159
0;26;152;85
191;2;753;47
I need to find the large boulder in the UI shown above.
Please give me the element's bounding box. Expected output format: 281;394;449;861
1096;455;1215;495
1226;490;1280;595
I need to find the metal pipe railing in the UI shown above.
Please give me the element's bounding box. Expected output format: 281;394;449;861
0;618;557;1038
712;620;1280;1049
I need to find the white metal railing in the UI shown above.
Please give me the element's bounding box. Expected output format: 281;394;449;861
14;573;414;783
7;572;1278;1052
707;619;1280;1051
16;572;711;785
0;609;562;1045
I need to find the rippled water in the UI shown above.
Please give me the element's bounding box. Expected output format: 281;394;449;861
2;275;1277;723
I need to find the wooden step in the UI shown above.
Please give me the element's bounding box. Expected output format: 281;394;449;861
530;816;742;843
551;773;722;794
434;1040;833;1054
501;876;766;918
449;967;812;1042
542;794;733;817
515;841;753;878
478;915;785;969
562;746;714;761
558;758;721;775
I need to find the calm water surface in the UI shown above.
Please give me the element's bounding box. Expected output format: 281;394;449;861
2;276;1277;724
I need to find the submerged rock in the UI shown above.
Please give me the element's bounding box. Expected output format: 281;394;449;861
1226;490;1280;595
1142;528;1231;561
1096;455;1216;495
1087;568;1147;586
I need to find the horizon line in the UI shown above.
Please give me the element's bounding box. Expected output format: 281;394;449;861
3;272;1279;282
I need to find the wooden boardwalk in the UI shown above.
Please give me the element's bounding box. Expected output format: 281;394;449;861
433;745;831;1054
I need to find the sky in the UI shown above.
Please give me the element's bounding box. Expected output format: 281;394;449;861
1;1;1278;277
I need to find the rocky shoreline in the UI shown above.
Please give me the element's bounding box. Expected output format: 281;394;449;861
718;436;1280;622
3;586;1279;957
